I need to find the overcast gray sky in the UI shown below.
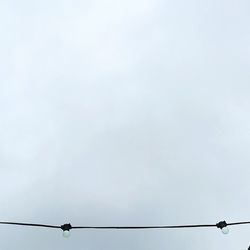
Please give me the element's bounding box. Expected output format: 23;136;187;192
0;0;250;249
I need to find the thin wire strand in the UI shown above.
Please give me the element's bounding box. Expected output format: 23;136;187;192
72;224;216;229
0;221;250;230
1;221;250;230
0;221;60;229
227;221;250;226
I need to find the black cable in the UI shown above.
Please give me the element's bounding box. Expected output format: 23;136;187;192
72;224;216;229
0;221;60;229
1;220;250;231
2;221;250;249
227;221;250;226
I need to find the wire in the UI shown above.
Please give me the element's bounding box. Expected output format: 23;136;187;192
72;224;216;229
1;220;250;231
2;221;250;249
228;221;250;226
0;221;60;229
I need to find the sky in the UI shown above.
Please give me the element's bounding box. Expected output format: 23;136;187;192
0;0;250;249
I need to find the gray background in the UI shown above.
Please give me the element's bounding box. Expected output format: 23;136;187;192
0;0;250;249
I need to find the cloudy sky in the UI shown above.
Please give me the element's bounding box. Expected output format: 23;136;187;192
0;0;250;249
